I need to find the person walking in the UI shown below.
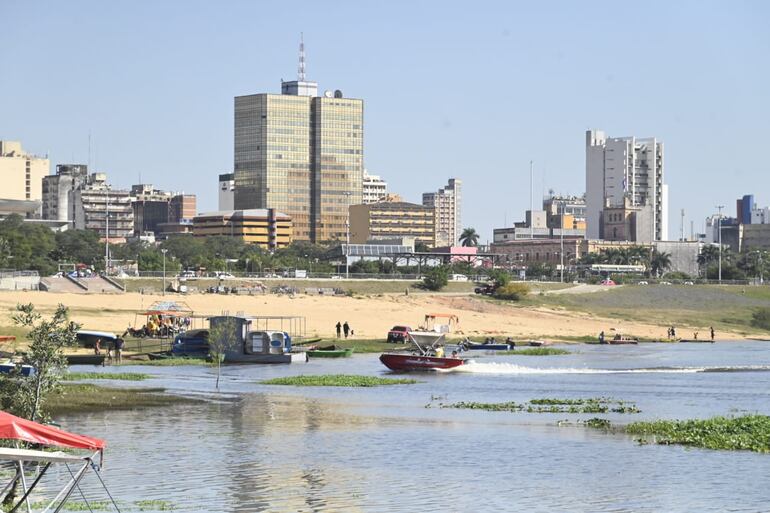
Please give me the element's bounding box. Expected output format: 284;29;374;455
710;327;715;342
343;321;350;338
114;337;124;364
335;321;342;338
599;331;605;344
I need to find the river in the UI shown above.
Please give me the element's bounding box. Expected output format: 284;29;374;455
54;342;770;512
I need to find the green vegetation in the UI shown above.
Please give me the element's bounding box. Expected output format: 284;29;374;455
128;357;209;366
136;500;176;511
459;227;480;247
493;282;530;301
47;384;198;415
751;307;770;331
626;415;770;453
261;374;418;387
499;347;570;356
584;418;612;429
63;372;150;381
443;397;640;414
422;266;449;291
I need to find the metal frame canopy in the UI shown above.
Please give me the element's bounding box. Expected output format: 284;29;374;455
0;411;117;513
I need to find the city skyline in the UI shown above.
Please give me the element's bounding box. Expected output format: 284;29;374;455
2;1;768;242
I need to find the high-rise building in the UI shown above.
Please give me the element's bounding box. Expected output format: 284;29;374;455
586;130;668;241
73;173;134;239
233;40;363;242
737;194;754;225
362;170;387;204
131;184;172;235
219;173;235;210
422;178;462;247
0;141;48;205
542;193;587;230
42;164;89;222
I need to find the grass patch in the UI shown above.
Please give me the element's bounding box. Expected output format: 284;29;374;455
261;374;418;387
46;384;198;415
499;347;570;356
128;357;209;366
442;397;640;414
317;339;393;353
136;499;176;511
63;372;150;381
625;415;770;452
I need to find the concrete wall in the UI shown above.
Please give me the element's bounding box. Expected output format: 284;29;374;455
654;241;700;277
0;274;40;291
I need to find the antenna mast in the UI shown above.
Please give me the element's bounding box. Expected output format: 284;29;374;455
298;33;306;81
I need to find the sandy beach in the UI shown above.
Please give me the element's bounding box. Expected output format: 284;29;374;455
0;290;720;341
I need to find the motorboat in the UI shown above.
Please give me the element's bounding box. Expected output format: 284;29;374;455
307;345;354;358
461;341;511;351
0;362;35;376
380;332;469;371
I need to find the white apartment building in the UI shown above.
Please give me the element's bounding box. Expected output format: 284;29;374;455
73;173;133;239
42;164;89;222
362;170;387;204
219;173;235;210
0;140;48;205
422;178;462;247
586;130;668;241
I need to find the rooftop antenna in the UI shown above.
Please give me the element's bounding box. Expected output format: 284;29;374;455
298;33;306;81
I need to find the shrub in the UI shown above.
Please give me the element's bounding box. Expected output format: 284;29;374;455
751;307;770;331
422;266;449;291
487;269;511;289
493;282;530;301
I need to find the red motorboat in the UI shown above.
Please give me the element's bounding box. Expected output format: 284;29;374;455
379;352;466;371
379;331;468;371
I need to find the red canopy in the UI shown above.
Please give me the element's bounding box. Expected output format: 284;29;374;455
0;410;105;451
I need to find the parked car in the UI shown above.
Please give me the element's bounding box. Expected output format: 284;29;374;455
660;281;672;285
215;272;235;280
638;281;649;285
474;284;496;295
450;274;469;281
179;270;196;279
330;275;342;280
171;329;210;357
387;325;412;343
684;281;694;285
600;279;616;286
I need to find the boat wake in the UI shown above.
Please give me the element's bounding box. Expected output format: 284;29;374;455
449;362;770;375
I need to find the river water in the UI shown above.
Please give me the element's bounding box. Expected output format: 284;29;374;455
53;342;770;512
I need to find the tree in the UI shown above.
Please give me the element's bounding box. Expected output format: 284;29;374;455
51;229;103;268
459;227;479;247
1;304;79;422
414;241;430;253
208;318;239;390
0;214;57;275
422;266;449;291
650;251;672;278
487;268;511;289
698;245;720;268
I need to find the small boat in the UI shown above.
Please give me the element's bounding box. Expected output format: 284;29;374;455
678;339;714;344
462;342;511;351
307;346;354;358
147;351;173;360
608;337;638;345
0;363;35;376
211;316;308;364
65;354;106;365
380;332;469;372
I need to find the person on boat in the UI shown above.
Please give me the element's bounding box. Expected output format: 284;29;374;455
343;322;350;338
435;346;445;358
335;321;342;338
451;350;460;358
490;337;497;344
599;331;605;344
710;327;715;341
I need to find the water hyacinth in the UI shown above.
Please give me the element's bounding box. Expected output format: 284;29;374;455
261;374;418;387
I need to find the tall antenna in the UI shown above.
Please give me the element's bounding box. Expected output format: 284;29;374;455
680;208;685;241
298;33;306;81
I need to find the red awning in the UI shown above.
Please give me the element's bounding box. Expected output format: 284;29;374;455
0;410;105;451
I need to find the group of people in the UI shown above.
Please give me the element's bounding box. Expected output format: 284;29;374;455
667;325;716;341
93;336;125;363
335;321;353;338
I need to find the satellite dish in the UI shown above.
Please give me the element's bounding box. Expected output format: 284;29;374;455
324;90;333;98
334;90;343;98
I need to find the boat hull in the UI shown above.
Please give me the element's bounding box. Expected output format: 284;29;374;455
379;353;466;371
465;344;511;351
224;352;308;364
65;355;106;366
307;349;353;358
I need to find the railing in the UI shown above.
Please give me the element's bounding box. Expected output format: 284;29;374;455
0;270;39;278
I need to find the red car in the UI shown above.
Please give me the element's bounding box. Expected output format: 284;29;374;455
387;325;412;343
601;279;616;286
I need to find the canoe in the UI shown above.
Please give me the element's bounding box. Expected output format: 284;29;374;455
65;354;106;365
307;348;354;358
678;339;714;343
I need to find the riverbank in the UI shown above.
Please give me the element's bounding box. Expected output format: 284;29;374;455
47;383;201;416
1;288;764;343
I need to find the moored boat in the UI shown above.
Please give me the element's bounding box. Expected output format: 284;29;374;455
463;342;511;351
65;354;106;366
307;346;354;358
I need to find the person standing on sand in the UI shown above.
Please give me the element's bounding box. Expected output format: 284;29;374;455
114;337;124;364
94;338;101;355
343;321;350;338
335;321;342;338
599;331;605;344
710;327;715;342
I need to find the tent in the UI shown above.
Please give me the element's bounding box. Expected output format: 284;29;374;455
0;410;116;513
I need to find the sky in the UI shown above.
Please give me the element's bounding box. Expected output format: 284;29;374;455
2;0;769;243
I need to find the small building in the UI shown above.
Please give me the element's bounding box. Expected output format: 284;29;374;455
193;209;292;249
349;201;435;247
0;141;48;206
600;197;654;244
73;173;133;240
218;173;235;211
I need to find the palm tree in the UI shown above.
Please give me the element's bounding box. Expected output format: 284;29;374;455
459;227;479;247
698;245;720;267
650;251;672;278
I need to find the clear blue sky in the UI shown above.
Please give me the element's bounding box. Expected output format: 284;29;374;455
2;0;768;242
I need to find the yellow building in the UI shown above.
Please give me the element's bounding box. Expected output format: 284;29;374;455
349;202;435;247
193;209;292;249
0;141;48;203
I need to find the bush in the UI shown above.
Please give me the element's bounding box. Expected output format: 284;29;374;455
422;266;449;291
751;307;770;331
493;282;530;301
488;269;511;289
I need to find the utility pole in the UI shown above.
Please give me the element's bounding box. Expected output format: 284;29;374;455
560;200;565;283
529;160;534;239
344;191;352;279
161;249;168;296
104;191;110;275
717;205;724;283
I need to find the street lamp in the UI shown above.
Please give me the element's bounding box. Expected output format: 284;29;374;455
716;205;724;283
560;201;565;283
161;249;168;296
344;191;352;279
